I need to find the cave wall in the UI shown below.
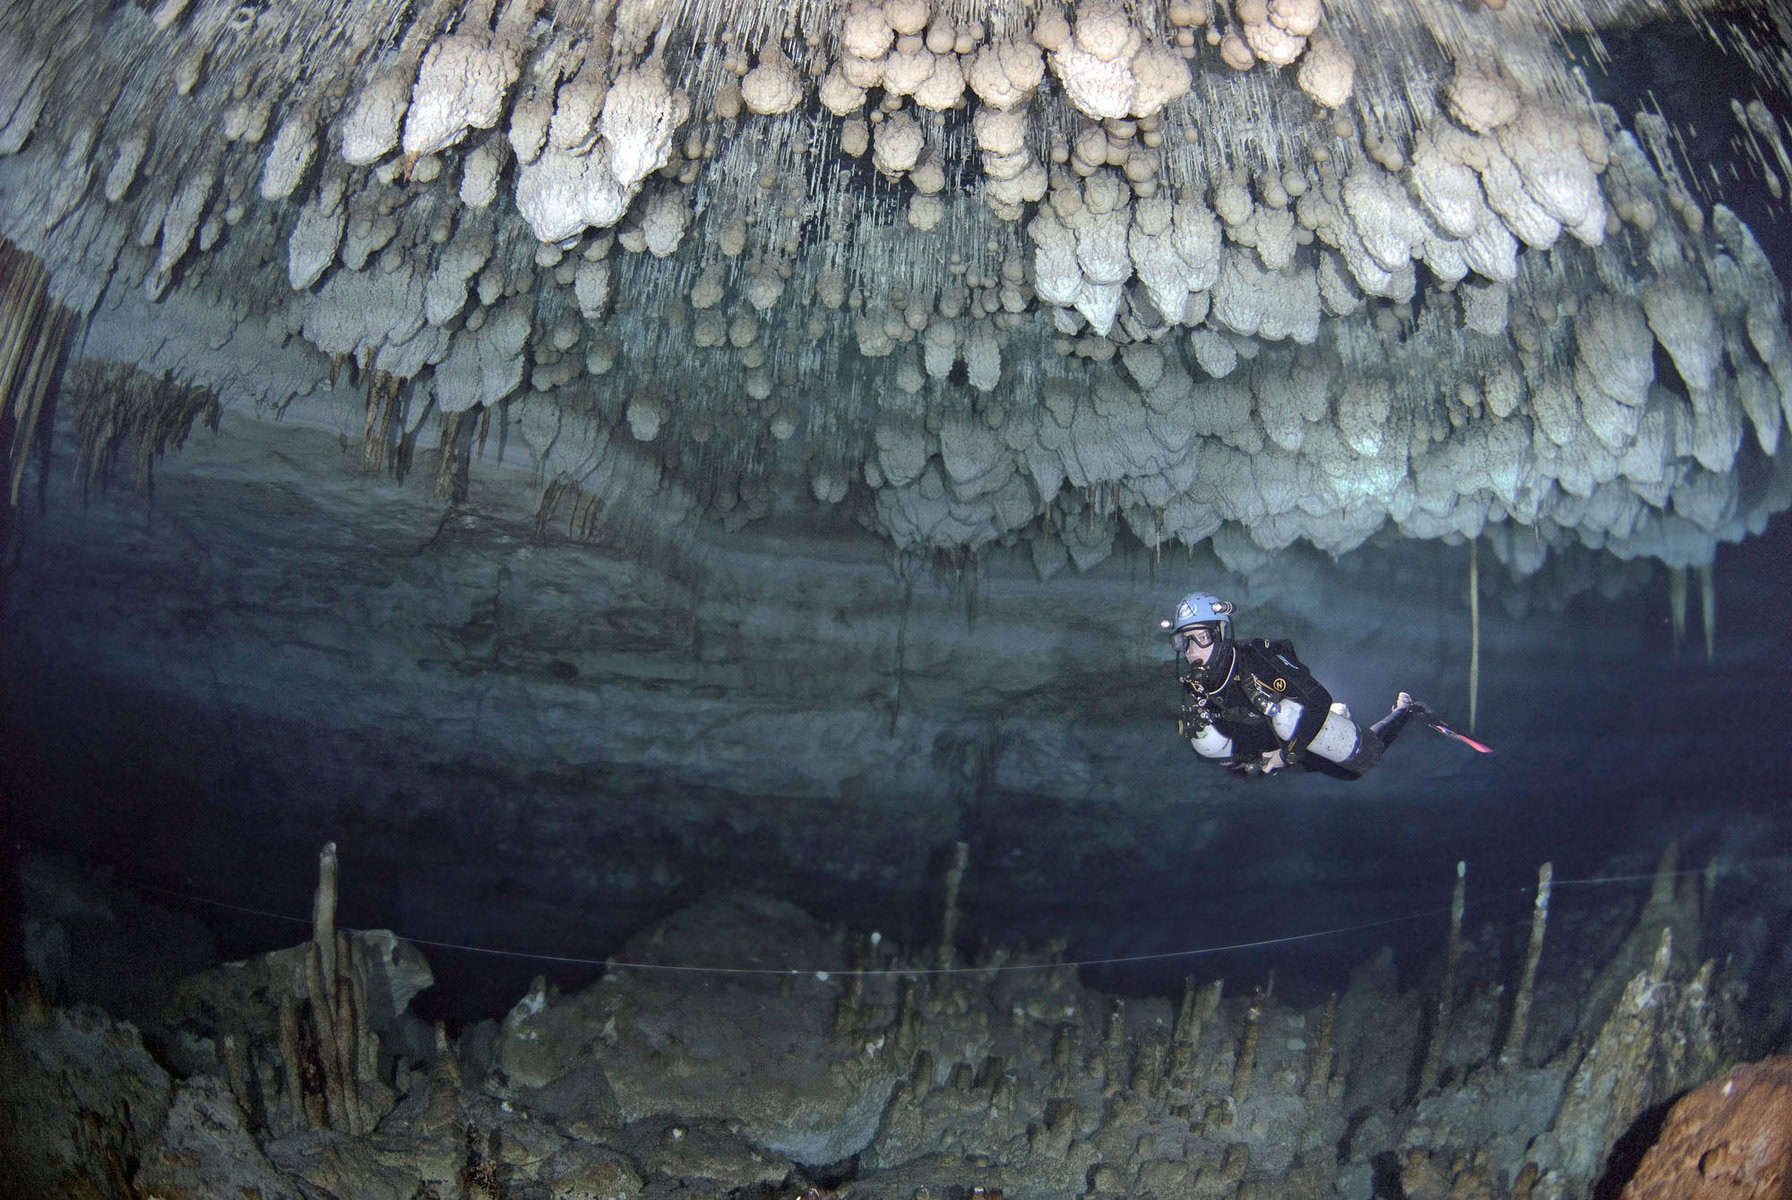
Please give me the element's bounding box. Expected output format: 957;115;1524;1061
6;397;1787;1017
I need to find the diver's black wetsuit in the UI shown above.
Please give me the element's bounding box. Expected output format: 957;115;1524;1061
1185;638;1334;767
1185;638;1430;776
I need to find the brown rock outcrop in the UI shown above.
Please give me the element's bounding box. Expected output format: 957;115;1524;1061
1619;1056;1792;1199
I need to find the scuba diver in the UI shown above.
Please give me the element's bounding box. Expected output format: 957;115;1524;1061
1162;591;1488;778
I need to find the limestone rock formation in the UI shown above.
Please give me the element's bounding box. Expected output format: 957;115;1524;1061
2;842;1769;1200
1618;1056;1792;1200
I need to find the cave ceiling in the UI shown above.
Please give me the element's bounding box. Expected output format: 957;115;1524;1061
0;0;1788;589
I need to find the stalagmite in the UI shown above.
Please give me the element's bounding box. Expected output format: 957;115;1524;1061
1100;996;1126;1088
347;936;379;1127
1171;977;1220;1080
278;997;318;1128
1416;861;1467;1097
1231;989;1263;1103
217;1029;254;1129
1499;862;1552;1069
894;977;918;1051
331;929;363;1131
313;845;340;967
423;1021;461;1134
1548;924;1724;1186
303;931;349;1131
1050;1024;1074;1082
1306;992;1336;1098
937;840;968;970
833;942;869;1038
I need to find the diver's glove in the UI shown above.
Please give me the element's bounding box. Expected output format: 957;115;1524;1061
1230;749;1293;776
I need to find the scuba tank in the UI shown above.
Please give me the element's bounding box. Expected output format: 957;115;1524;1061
1187;721;1235;760
1180;676;1235;760
1267;698;1382;773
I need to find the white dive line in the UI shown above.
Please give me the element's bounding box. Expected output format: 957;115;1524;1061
131;855;1792;980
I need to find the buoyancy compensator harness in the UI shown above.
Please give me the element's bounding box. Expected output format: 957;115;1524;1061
1183;638;1384;774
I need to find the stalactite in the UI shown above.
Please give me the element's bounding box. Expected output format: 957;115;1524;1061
1696;562;1715;662
1;240;74;509
1499;861;1553;1070
4;311;67;505
68;363;220;497
12;307;71;506
571;489;602;538
1416;860;1467;1097
533;478;630;542
0;0;1781;580
889;577;911;736
362;371;406;476
533;478;566;535
434;409;468;501
1668;566;1687;656
0;244;52;459
1468;537;1479;733
361;378;383;472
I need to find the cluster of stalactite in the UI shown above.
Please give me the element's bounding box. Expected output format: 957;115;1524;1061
67;361;220;497
1;239;73;507
1;1;1790;597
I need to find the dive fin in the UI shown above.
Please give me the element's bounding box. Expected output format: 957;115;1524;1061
1413;707;1493;753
